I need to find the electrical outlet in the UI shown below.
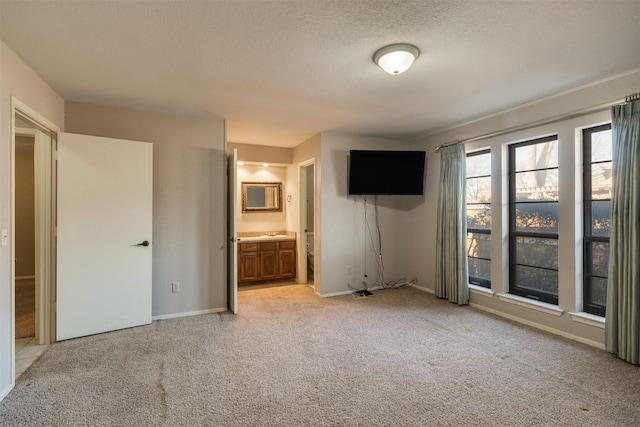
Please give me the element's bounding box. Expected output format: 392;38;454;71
411;276;417;284
347;266;352;275
172;282;180;293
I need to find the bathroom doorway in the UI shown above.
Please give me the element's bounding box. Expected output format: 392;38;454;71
13;108;56;347
299;159;316;290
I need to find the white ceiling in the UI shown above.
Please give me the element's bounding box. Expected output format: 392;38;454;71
2;1;640;147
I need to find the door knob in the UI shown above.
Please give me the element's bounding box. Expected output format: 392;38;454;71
134;240;150;247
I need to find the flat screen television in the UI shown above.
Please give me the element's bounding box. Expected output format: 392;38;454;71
348;150;426;195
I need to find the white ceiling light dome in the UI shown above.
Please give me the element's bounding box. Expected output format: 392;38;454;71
373;43;420;74
373;43;420;75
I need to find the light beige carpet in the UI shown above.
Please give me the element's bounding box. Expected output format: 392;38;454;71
14;279;35;339
1;284;639;426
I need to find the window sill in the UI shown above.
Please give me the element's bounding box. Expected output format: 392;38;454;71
469;285;494;298
497;293;564;317
569;312;605;329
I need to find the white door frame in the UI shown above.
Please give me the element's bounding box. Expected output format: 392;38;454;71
10;97;59;384
227;148;238;314
298;158;316;292
33;127;54;345
14;126;53;346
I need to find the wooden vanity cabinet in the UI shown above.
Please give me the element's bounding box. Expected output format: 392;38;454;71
238;240;296;283
278;241;296;278
257;242;278;280
238;242;259;282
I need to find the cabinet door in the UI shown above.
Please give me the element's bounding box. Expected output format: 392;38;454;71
239;252;259;282
279;249;296;278
260;251;279;279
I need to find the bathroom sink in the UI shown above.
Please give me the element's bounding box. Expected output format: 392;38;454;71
260;234;289;238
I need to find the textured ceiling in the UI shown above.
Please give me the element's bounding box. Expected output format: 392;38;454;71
2;1;640;147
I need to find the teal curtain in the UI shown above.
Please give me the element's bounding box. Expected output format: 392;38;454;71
606;100;640;364
436;143;469;305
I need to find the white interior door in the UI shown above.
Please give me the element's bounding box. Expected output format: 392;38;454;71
33;128;53;344
57;133;153;341
228;149;238;314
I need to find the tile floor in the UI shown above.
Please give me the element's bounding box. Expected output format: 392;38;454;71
15;336;48;379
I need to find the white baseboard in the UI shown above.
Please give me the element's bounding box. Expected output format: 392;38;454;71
152;307;227;321
322;283;433;298
0;384;13;403
470;302;605;350
319;290;354;298
410;284;435;294
409;284;604;350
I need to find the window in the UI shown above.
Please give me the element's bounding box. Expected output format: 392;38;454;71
466;149;491;288
583;124;612;317
509;136;559;304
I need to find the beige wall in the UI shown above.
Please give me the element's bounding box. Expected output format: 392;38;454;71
319;133;412;296
64;102;227;318
0;40;65;399
15;137;35;278
228;142;292;165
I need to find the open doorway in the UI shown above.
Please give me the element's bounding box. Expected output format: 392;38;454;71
14;125;36;341
299;159;316;290
12;100;58;379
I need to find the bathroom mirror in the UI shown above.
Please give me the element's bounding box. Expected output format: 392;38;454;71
241;182;283;212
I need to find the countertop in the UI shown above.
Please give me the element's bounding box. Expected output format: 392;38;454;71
238;235;295;242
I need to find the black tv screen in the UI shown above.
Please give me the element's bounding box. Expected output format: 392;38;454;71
348;150;426;195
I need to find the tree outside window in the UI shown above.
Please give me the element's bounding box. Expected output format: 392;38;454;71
583;124;612;316
509;136;559;304
466;149;491;288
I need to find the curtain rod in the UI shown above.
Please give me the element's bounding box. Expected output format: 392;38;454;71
434;91;640;152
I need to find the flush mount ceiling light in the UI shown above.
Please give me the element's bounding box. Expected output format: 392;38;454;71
373;43;420;75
